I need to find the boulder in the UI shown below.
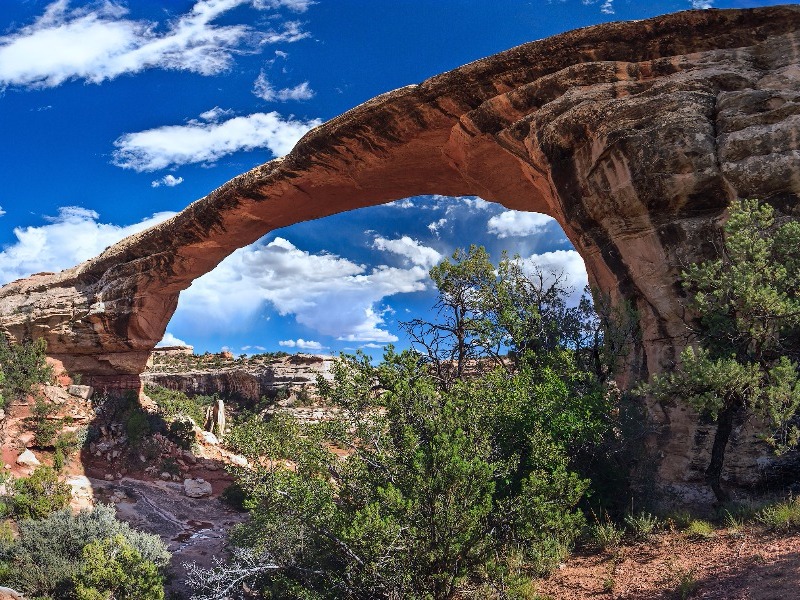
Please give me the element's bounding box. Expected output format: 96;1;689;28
184;478;213;498
67;385;94;400
16;449;39;467
200;431;219;446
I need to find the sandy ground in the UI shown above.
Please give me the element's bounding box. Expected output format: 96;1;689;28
537;527;800;599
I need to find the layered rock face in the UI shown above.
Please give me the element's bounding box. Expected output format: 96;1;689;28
142;352;333;403
1;6;799;501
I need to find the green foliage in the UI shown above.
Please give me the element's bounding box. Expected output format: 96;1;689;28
10;466;71;520
0;333;53;404
643;200;800;499
125;409;151;446
0;504;169;598
756;496;800;531
199;246;638;599
586;513;624;550
145;385;214;427
167;417;195;450
215;349;589;599
674;570;699;599
29;397;60;447
685;520;715;539
623;511;660;541
73;534;165;600
55;429;83;458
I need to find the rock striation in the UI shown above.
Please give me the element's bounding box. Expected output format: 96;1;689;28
1;6;799;502
142;352;333;403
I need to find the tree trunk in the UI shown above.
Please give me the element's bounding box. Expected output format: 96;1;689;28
706;403;737;503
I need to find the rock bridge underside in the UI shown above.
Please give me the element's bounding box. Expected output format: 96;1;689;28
2;6;800;501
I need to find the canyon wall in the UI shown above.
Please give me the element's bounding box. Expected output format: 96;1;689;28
1;6;799;502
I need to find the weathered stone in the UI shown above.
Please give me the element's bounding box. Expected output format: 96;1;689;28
228;454;248;468
0;7;798;503
184;478;213;498
67;385;94;400
204;398;226;438
16;449;39;467
143;353;333;403
200;431;219;446
0;587;26;600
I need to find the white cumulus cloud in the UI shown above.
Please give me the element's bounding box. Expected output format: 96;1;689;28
279;338;324;350
253;71;315;101
690;0;714;8
0;0;310;90
427;218;448;236
151;175;184;188
112;110;321;171
487;210;555;238
0;207;176;284
373;236;442;269
157;332;190;347
176;237;432;342
526;249;588;304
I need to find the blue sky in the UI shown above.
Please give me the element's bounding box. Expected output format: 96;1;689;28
0;0;789;357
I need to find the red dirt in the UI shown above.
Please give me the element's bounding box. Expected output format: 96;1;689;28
537;528;800;599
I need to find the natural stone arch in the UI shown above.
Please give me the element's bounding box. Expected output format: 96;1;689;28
1;6;799;500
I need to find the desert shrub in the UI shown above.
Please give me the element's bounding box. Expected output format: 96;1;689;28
167;417;195;449
587;515;624;550
204;351;589;599
220;482;249;511
125;409;152;446
685;519;715;539
757;496;800;531
73;534;165;600
52;449;65;473
145;385;213;426
624;511;660;541
28;397;60;447
0;504;169;598
55;429;83;457
10;466;72;520
0;334;53;404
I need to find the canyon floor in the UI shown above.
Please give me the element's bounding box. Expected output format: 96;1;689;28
537;527;799;600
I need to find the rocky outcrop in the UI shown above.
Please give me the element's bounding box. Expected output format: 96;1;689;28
1;6;799;501
142;353;333;403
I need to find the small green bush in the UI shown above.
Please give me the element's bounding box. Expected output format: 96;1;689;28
10;466;72;520
145;385;212;427
125;410;151;446
2;504;169;598
167;417;194;450
0;334;53;404
587;519;624;550
73;534;165;600
685;520;715;540
757;496;800;531
624;511;660;541
28;397;60;447
220;483;249;511
675;569;698;599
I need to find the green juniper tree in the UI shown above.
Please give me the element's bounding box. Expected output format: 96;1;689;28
187;247;630;600
645;199;800;501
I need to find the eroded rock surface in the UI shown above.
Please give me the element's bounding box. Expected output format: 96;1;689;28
142;352;333;403
1;7;799;501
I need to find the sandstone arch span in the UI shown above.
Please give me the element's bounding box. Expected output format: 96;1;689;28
2;6;800;498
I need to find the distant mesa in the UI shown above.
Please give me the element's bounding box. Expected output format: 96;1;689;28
1;6;799;502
